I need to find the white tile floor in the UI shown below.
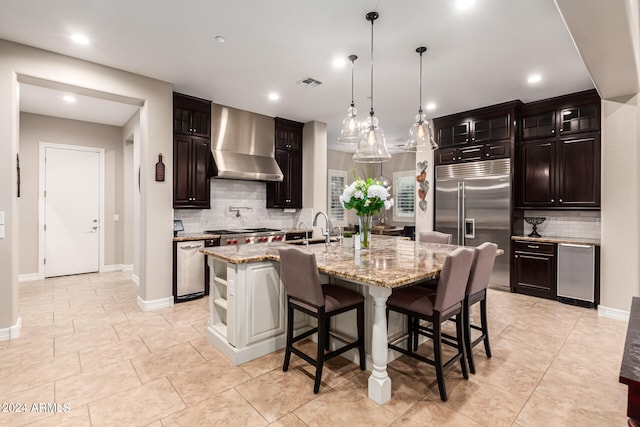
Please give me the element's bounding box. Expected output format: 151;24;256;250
0;271;630;426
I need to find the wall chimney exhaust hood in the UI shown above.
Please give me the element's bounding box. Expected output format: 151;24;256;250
209;103;283;182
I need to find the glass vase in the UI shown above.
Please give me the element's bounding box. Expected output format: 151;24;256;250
358;214;373;250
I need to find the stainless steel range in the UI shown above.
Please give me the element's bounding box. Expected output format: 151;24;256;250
204;228;285;246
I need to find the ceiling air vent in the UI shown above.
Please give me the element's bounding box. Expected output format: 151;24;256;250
296;77;323;87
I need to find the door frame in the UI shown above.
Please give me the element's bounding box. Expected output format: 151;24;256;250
38;142;106;279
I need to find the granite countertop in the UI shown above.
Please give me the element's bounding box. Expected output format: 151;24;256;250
173;233;221;242
512;235;601;246
201;235;504;289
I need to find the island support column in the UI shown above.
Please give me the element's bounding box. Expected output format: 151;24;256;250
367;286;392;404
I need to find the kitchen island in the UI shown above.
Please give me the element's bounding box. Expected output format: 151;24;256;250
201;236;478;404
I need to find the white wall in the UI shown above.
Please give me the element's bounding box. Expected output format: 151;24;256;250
0;38;173;333
601;96;640;311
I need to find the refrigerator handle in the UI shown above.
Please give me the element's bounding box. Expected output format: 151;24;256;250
459;182;465;246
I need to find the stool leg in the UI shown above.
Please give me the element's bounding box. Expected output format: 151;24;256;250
456;312;469;380
325;318;331;351
283;303;294;372
433;315;447;402
412;316;419;352
314;311;326;394
463;300;476;375
357;303;365;370
481;298;491;358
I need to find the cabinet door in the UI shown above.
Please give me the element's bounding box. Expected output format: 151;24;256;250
191;110;211;137
519;140;555;207
458;145;484;162
191;139;211;208
472;114;510;143
174;107;192;135
484;140;510;160
438;122;470;147
521;111;555;140
173;136;192;206
243;262;285;346
514;250;556;300
557;135;600;207
559;104;599;135
435;148;458;165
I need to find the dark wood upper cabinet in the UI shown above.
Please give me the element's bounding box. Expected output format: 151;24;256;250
174;93;211;137
173;93;212;209
516;89;600;209
433;100;520;165
267;118;303;209
518;139;555;207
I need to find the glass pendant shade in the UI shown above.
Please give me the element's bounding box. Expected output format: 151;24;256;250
337;104;362;143
404;46;438;151
338;55;362;144
353;113;391;163
354;11;391;163
405;110;438;151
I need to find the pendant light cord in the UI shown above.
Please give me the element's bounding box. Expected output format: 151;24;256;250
369;16;375;117
419;50;423;113
350;56;356;107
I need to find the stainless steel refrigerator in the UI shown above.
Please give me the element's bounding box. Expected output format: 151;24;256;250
434;158;511;290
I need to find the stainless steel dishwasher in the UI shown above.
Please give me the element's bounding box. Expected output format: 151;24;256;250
173;238;218;303
557;243;596;308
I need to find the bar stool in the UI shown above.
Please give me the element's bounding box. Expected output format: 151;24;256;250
387;247;474;401
416;231;453;292
278;247;365;394
418;231;452;244
464;242;498;374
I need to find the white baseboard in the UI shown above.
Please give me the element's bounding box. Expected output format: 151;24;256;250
18;273;39;282
137;295;173;312
131;274;140;286
0;317;21;341
122;264;133;272
598;305;630;321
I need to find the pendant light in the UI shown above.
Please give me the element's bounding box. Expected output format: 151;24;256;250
337;55;362;144
404;46;438;151
353;11;391;163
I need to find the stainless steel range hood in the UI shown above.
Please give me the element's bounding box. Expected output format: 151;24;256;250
209;103;283;182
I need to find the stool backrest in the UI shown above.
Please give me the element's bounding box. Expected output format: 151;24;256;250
466;242;498;296
418;231;452;244
435;247;474;313
279;247;324;307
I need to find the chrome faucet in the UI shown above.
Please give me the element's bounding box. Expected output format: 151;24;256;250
297;220;309;247
312;211;332;250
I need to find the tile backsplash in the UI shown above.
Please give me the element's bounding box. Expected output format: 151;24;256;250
174;179;313;233
522;210;600;239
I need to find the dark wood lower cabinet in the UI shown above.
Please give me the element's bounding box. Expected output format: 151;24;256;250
512;241;557;300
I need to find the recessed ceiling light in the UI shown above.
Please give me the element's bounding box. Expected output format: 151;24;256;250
528;74;542;84
333;57;346;68
426;103;436;111
63;95;76;103
268;92;280;101
70;34;89;45
456;0;475;10
214;35;225;43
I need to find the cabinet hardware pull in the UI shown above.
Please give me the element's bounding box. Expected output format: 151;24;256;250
563;138;593;144
551;198;554;202
527;245;540;249
559;199;563;203
551;129;555;133
462;148;481;153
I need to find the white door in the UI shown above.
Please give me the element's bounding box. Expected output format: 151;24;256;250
44;146;101;277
